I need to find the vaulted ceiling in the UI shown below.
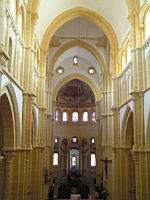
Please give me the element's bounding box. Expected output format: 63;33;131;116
37;0;130;45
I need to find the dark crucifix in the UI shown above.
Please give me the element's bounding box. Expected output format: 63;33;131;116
100;157;112;179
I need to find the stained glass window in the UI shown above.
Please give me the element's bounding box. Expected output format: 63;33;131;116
53;153;59;165
91;153;96;166
62;111;68;122
72;111;78;122
82;111;88;122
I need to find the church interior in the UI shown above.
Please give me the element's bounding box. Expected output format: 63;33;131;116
0;0;150;199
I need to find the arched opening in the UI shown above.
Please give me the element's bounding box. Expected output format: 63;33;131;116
0;93;15;199
0;93;14;148
121;110;136;200
52;78;97;198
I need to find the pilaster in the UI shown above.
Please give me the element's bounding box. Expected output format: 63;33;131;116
22;93;35;148
24;149;32;200
131;91;144;148
131;149;150;200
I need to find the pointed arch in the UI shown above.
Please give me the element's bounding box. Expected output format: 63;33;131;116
1;83;21;148
121;105;133;146
41;7;118;52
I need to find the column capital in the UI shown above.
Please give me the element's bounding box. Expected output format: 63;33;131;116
31;12;39;25
130;90;144;100
111;106;120;112
2;149;15;162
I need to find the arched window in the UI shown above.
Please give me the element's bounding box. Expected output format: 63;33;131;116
55;110;60;122
82;111;88;122
8;37;12;73
73;56;78;65
72;111;78;122
91;111;96;122
54;138;59;144
62;111;68;122
72;156;77;166
91;138;95;144
72;137;77;143
145;11;150;40
53;152;59;166
91;153;96;167
127;43;131;63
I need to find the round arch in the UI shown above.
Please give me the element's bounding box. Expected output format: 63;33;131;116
41;6;118;52
121;105;133;146
50;40;105;73
52;73;101;102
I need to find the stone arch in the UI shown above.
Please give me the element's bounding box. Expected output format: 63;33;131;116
1;83;20;148
140;2;150;25
140;3;150;43
121;105;133;146
52;73;101;102
41;6;118;53
50;40;105;74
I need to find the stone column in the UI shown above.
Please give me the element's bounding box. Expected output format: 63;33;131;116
132;150;150;200
131;151;142;200
39;148;44;200
112;147;120;200
95;100;102;184
131;92;144;148
3;150;15;200
22;93;35;148
28;12;38;92
24;150;32;200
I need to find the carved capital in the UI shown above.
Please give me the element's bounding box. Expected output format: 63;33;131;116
130;90;139;101
2;150;15;162
31;12;39;25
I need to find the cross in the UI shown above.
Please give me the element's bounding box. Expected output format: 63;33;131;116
100;157;112;179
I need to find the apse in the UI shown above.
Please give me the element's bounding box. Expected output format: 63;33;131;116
56;79;95;108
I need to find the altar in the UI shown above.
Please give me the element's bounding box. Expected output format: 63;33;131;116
71;194;81;200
